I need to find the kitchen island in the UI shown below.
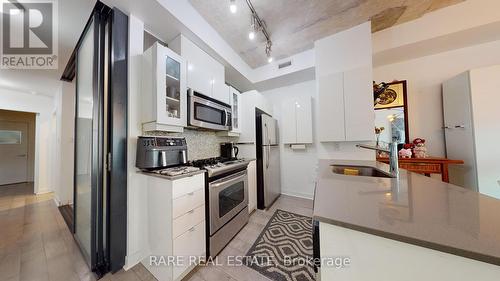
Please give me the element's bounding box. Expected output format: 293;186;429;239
313;159;500;281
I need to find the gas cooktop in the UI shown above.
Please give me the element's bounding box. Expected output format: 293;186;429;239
190;157;250;178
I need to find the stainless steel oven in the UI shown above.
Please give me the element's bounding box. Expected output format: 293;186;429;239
188;89;232;131
209;170;248;235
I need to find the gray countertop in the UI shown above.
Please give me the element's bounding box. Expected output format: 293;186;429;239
313;159;500;266
138;169;206;181
137;158;256;181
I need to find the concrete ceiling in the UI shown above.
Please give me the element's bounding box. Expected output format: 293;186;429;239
0;0;95;97
189;0;465;68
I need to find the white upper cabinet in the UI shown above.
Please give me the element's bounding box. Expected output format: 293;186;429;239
281;98;297;143
211;62;230;104
281;96;313;144
239;90;273;143
170;35;229;104
142;42;187;132
318;72;345;142
315;22;374;142
343;66;374;141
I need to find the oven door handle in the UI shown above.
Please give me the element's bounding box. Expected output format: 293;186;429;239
210;170;247;188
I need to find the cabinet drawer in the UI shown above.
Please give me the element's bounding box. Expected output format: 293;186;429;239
400;163;441;173
173;221;205;279
172;174;204;199
173;205;205;238
173;188;204;218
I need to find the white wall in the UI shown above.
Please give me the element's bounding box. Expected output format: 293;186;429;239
0;88;56;194
469;65;500;199
263;81;318;199
374;39;500;157
125;15;150;270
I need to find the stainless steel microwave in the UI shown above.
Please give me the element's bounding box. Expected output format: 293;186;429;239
188;89;232;131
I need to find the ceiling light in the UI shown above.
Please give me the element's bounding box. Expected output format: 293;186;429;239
248;31;255;40
229;0;237;13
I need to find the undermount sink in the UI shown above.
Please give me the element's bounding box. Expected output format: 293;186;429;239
331;165;395;178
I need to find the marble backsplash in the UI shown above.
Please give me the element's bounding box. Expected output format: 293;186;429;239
144;128;238;161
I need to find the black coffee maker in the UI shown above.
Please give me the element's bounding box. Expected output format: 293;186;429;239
220;143;239;160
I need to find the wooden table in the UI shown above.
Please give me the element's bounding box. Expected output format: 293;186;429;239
376;156;464;183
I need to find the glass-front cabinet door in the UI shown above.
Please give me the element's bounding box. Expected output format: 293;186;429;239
229;86;241;133
157;45;187;127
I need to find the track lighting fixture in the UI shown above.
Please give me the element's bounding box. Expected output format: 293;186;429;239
244;0;273;63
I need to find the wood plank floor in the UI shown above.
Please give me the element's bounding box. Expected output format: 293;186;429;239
0;183;95;281
0;182;313;281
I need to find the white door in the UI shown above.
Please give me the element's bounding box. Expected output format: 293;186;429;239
0;121;29;185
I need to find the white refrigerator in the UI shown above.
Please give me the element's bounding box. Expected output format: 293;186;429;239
443;65;500;199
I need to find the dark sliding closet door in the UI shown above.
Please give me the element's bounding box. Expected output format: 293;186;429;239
71;2;128;275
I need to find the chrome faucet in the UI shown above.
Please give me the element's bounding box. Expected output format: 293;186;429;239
356;141;399;178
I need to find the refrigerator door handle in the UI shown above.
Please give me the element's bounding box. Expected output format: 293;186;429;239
265;124;270;169
267;139;271;169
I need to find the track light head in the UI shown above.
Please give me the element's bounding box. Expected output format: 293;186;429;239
229;0;237;13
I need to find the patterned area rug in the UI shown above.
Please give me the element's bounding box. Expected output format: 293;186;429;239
245;209;315;281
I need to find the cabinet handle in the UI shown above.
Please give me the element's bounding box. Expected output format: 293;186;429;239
189;227;195;232
187;192;194;196
455;125;465;129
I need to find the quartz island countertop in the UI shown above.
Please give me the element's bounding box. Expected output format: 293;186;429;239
313;159;500;266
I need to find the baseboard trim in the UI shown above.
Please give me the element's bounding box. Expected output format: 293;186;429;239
281;191;314;200
124;249;149;271
36;190;53;195
53;196;61;207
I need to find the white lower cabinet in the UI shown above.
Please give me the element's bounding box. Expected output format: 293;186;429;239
172;205;205;238
142;173;205;281
172;189;204;218
247;160;257;213
172;221;205;279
